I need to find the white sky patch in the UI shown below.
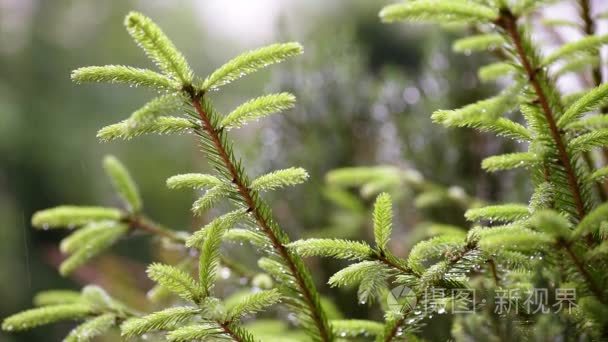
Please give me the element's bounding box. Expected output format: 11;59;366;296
194;0;285;45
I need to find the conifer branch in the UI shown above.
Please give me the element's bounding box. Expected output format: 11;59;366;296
559;240;606;304
382;243;476;342
127;214;185;242
187;91;332;341
496;9;587;220
578;0;608;191
580;0;601;87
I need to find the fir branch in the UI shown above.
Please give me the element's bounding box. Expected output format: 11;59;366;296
31;206;122;229
225;289;282;320
373;192;393;251
589;166;608;183
478;62;516;82
330;319;383;338
59;223;128;275
124;12;193;83
103;155;142;213
188;95;333;341
327;261;384;288
191;184;232;215
129;93;185;123
453;34;504;54
71;65;176;90
166;173;223;190
543;34;608;66
481;152;539;172
166;323;222;342
287;239;374;260
2;304;93;331
381;243;478;342
558;83;608;128
60;221;121;254
64;313;116;342
559;240;606;304
379;1;498;23
33;290;82;307
496;9;587;220
97;117;198;142
250;167;309;192
127;214;185;242
464;203;530;222
569;129;608;152
120;306;200;338
147;263;201;303
221;92;296;129
202;43;303;90
186;209;247;248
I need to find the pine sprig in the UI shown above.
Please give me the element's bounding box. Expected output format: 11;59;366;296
558;83;608;128
166;173;223;190
166;323;222;342
189;93;332;341
202;43;303;90
543;34;608;66
453;34;504;53
379;0;498;23
31;206;122;229
147;263;201;303
251;167;309;192
478;62;516;82
71;65;176;90
226;289;282;320
64;313;116;342
373;193;393;250
59;221;121;254
97;117;198;142
129;93;185;122
33;290;82;307
103;155;142;213
124;11;193;83
59;223;128;275
221;93;296;129
331;319;383;338
2;304;93;331
186;210;247;248
465;204;530;223
328;261;384;288
287;239;374;260
120;306;200;338
481;152;539;172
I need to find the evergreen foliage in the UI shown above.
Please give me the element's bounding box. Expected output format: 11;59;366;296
5;2;608;341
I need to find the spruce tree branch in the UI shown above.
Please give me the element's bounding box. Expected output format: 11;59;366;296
127;215;185;243
188;92;332;342
580;0;601;87
218;322;246;342
496;10;587;220
126;214;254;284
578;0;608;194
487;258;500;287
376;253;411;274
383;244;476;341
384;292;424;342
559;240;606;304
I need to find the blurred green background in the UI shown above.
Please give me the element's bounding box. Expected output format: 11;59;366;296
0;0;523;340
